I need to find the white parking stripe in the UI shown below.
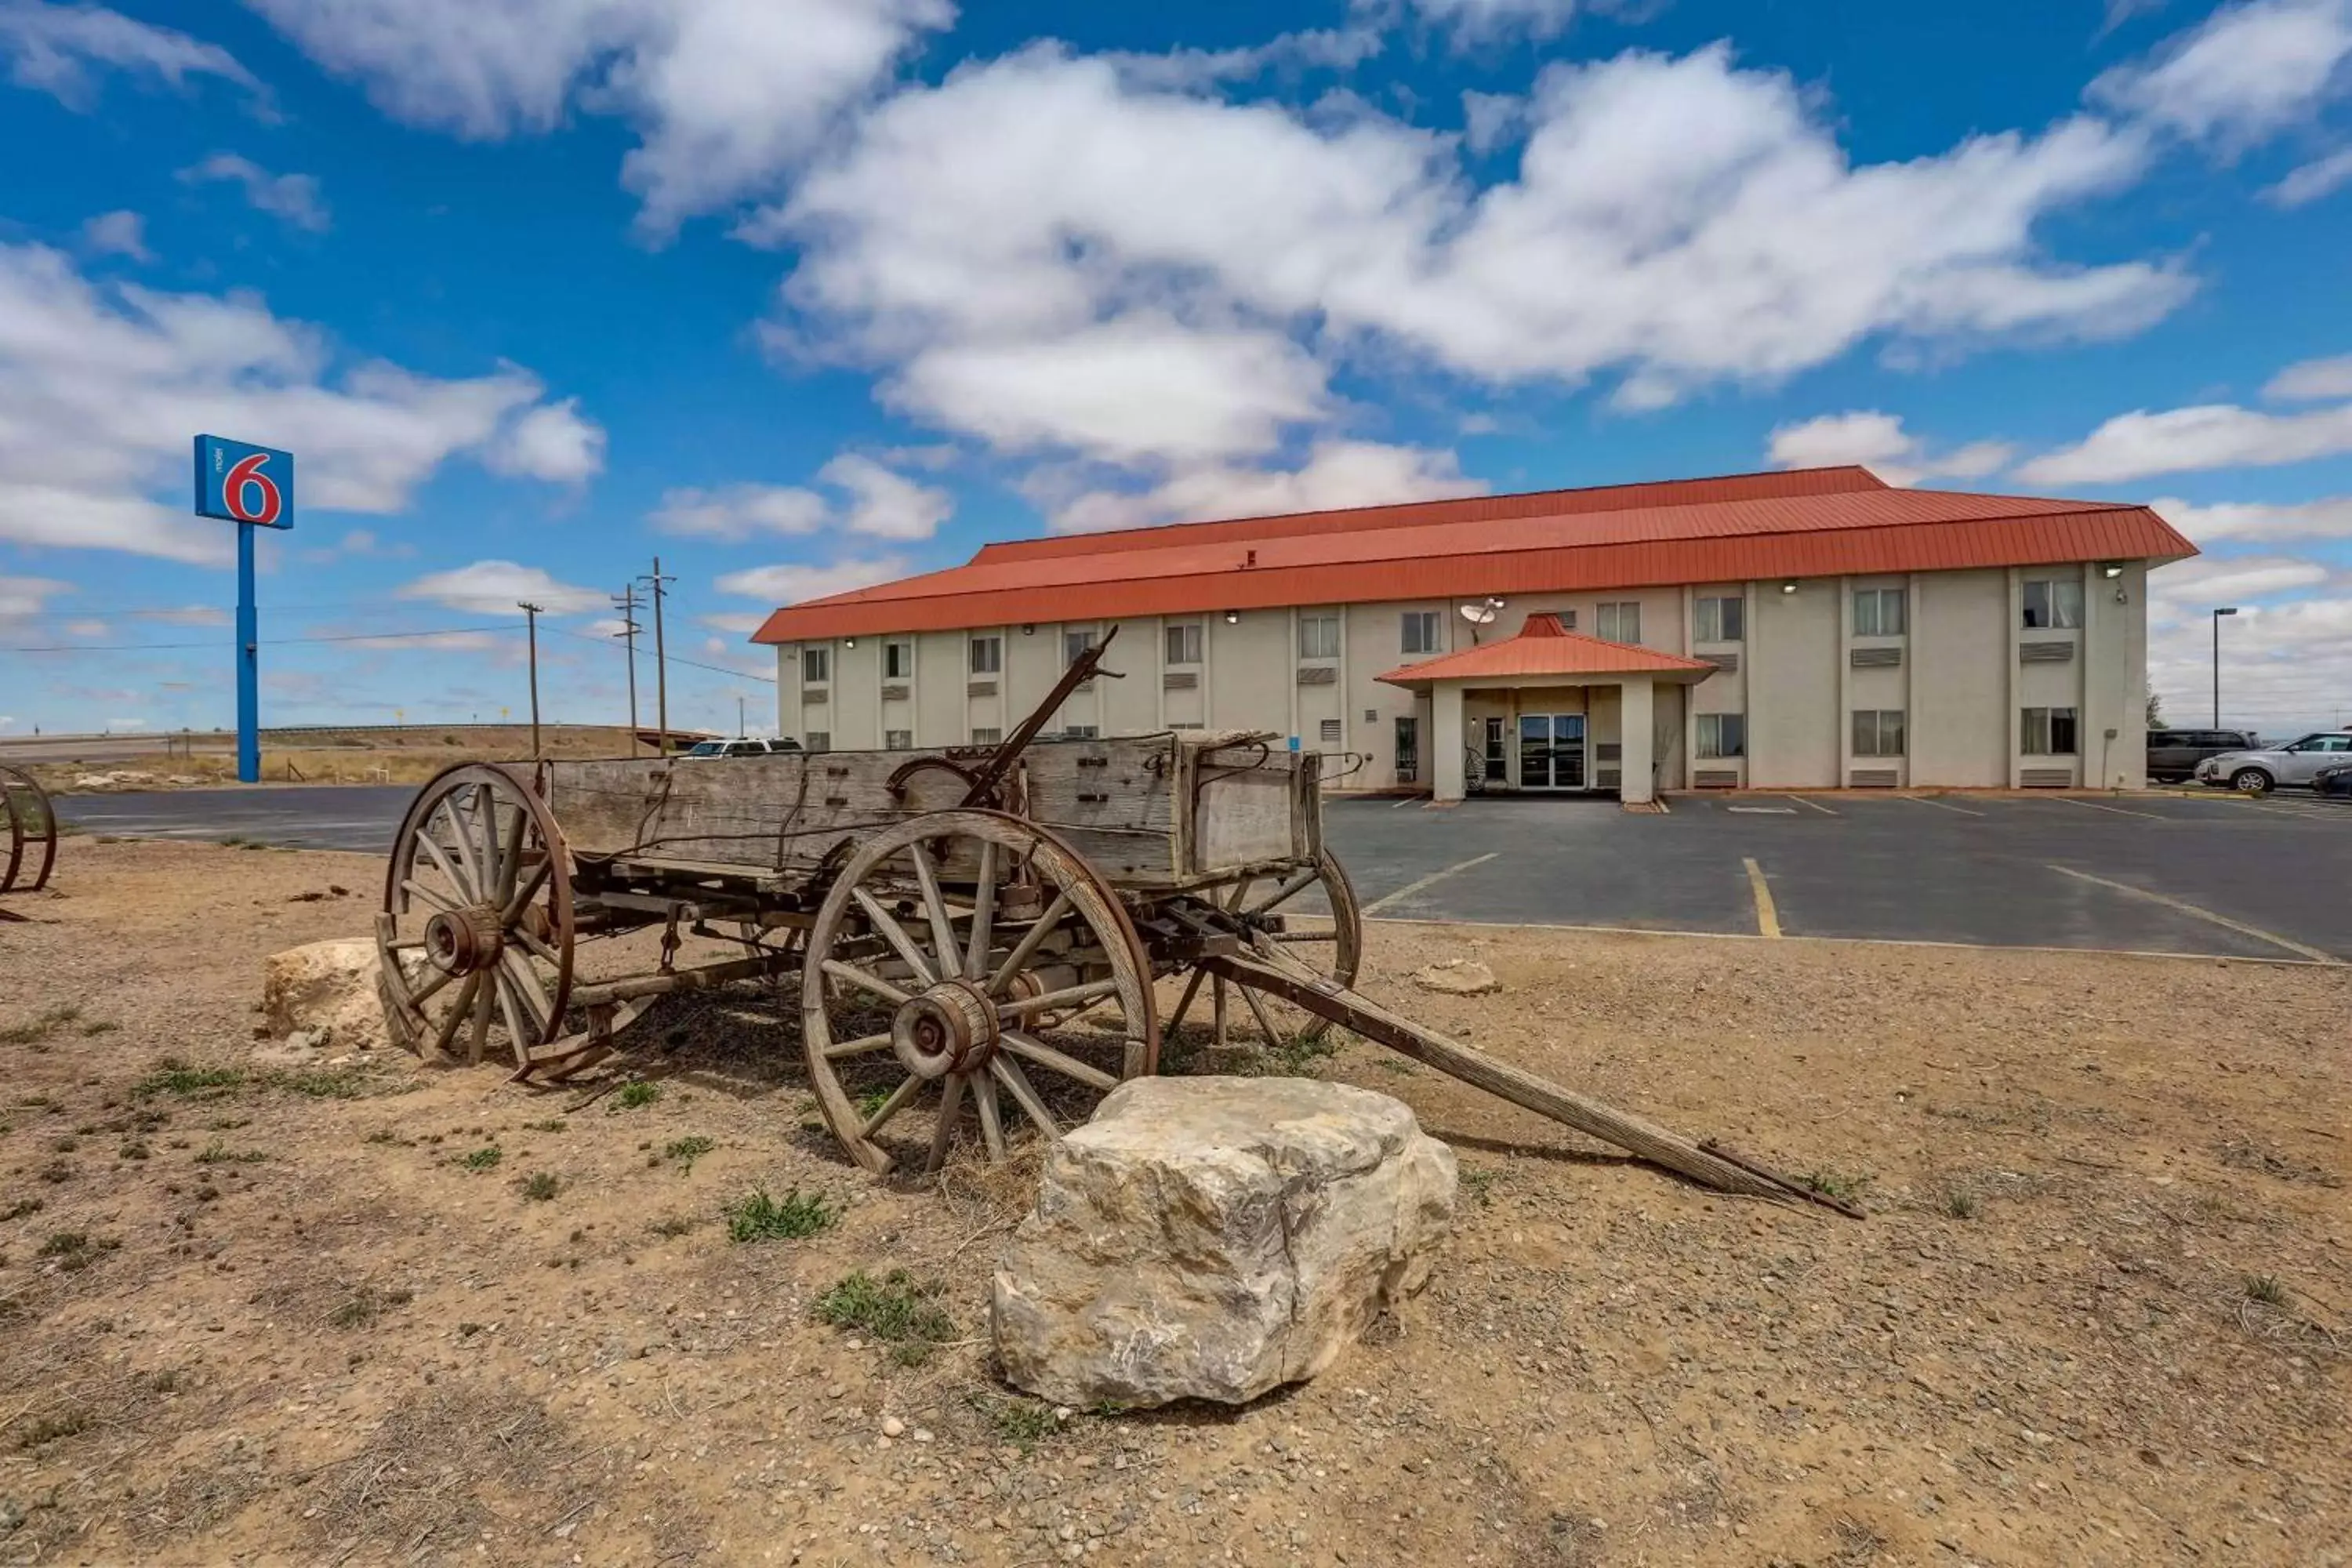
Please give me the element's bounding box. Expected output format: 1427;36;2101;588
1787;794;1838;815
2041;795;2167;821
2047;866;2340;964
1902;794;1984;816
1361;852;1500;916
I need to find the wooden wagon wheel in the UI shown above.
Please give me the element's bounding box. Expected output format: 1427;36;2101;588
376;764;575;1067
801;810;1159;1178
1;765;58;895
1167;848;1363;1060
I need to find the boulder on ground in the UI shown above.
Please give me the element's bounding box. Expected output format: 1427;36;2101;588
1411;958;1499;996
262;937;387;1050
992;1076;1456;1408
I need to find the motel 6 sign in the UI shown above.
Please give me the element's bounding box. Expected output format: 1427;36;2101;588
194;435;295;529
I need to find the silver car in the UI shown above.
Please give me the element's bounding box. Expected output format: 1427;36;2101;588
2195;731;2352;794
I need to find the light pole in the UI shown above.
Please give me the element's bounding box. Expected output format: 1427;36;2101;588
2212;607;2238;728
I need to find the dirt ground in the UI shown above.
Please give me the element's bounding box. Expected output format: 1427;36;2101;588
2;840;2346;1567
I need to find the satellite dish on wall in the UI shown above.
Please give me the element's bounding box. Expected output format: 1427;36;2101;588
1458;602;1497;625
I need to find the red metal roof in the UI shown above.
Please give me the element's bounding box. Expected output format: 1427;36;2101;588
752;467;2197;644
1377;614;1716;688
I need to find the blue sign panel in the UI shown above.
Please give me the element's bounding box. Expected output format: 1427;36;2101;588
194;435;294;530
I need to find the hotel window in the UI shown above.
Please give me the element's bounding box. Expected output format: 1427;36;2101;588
2021;579;2085;630
884;729;913;750
1852;710;1907;757
802;731;829;753
801;647;829;684
1853;587;1907;637
1164;622;1202;664
1595;601;1642;644
2021;706;2078;755
969;635;1001;674
1298;614;1340;660
883;640;913;680
970;727;1003;746
1693;595;1743;643
1401;611;1441;655
1063;724;1099;739
1064;627;1098;666
1696;713;1745;759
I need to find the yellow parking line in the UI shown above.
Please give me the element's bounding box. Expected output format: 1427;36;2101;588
2042;795;2166;821
1903;794;1984;816
1742;856;1782;938
2046;866;2340;964
1362;852;1499;916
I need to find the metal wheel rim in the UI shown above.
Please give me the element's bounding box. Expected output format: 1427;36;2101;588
379;763;575;1065
800;809;1158;1178
0;765;56;895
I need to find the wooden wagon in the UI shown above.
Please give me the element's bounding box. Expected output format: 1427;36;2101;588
372;638;1842;1206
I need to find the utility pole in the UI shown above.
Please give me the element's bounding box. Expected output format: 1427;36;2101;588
518;601;545;758
2212;606;2238;728
640;557;674;755
737;693;746;739
612;583;642;757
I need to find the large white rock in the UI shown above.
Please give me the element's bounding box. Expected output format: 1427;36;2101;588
261;938;387;1050
992;1076;1456;1408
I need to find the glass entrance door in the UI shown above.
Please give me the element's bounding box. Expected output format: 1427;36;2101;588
1516;714;1587;789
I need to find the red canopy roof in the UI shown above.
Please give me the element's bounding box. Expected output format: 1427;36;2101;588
1377;614;1715;688
751;466;2195;644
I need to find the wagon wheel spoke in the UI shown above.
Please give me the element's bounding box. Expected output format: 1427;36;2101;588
401;877;461;915
819;957;912;1008
924;1072;967;1175
466;967;494;1064
493;972;532;1065
428;973;481;1062
990;1055;1060;1139
1247;866;1322;916
1000;1029;1120;1094
998;978;1120;1020
985;887;1075;996
851;887;938;987
502;858;551;925
972;1069;1007;1161
512;922;561;965
434;798;484;901
414;826;468;903
906;840;960;982
410;964;456;1007
963;840;999;981
822;1031;895;1060
860;1076;922;1139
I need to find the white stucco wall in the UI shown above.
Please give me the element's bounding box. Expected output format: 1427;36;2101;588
1748;579;1838;788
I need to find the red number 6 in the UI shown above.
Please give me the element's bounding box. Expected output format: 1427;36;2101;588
225;452;281;526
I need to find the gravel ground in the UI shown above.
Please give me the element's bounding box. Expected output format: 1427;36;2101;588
0;840;2345;1566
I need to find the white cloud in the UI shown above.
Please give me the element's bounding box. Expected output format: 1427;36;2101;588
882;316;1330;467
1398;0;1583;45
766;42;2184;473
245;0;953;234
0;572;69;632
817;453;952;540
714;556;911;605
1104;26;1382;91
2103;0;2170;34
0;241;599;562
0;1;256;107
2016;400;2352;484
2151;493;2352;541
179;152;329;232
1766;411;2013;488
1042;439;1485;535
397;560;607;615
700;611;769;636
484;397;605;482
2090;0;2352;147
653;484;829;541
2146;553;2352;730
2264;352;2352;400
2264;145;2352;203
2148;553;2332;605
80;209;151;260
1460;89;1523;153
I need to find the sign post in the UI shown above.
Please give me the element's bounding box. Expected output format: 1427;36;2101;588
194;436;294;783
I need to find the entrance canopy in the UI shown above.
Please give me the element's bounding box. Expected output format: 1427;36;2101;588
1376;612;1715;691
1378;613;1714;805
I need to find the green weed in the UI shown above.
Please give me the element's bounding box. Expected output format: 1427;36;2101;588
130;1058;245;1101
1459;1168;1500;1207
519;1172;560;1202
457;1145;503;1173
662;1135;717;1174
328;1285;414;1328
613;1081;662;1110
1801;1169;1873;1203
815;1269;956;1365
725;1187;835;1243
1941;1189;1980;1220
193;1142;268;1165
967;1393;1059;1448
2244;1274;2289;1307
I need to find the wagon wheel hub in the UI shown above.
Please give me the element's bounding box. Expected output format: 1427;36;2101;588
892;978;1000;1081
424;903;506;976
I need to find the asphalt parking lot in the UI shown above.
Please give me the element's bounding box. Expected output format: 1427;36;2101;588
1322;789;2350;964
55;782;2350;964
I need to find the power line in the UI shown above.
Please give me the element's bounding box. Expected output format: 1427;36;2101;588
543;621;776;684
0;624;521;653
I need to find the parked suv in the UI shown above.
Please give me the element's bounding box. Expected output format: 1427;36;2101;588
679;737;802;760
2194;731;2352;794
2146;728;2256;782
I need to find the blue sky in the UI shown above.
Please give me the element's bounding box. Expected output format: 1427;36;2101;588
2;0;2350;739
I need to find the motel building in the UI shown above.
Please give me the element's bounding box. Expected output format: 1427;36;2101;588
753;466;2195;804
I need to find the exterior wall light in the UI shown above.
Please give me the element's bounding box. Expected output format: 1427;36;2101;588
2100;562;2125;579
1021;623;1035;634
1224;611;1240;623
1780;581;1798;594
844;637;857;648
